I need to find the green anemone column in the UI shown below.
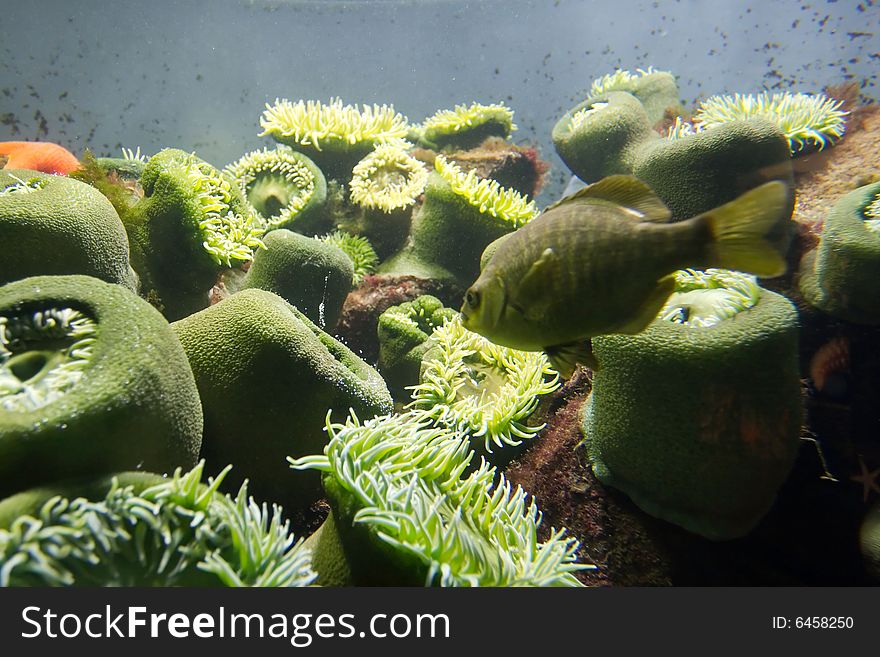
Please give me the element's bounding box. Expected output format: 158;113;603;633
799;182;880;324
0;275;202;499
581;269;803;540
552;93;794;227
240;229;354;330
172;289;393;511
0;170;138;290
376;295;458;402
123;148;264;320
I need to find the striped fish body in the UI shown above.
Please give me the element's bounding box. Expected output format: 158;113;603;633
474;200;703;350
460;175;789;367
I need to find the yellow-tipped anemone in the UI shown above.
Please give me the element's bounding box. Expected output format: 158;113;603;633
259;97;409;152
421;102;516;141
433;154;537;228
225;147;319;229
409;316;559;453
694;91;848;154
349;144;428;213
589;66;666;97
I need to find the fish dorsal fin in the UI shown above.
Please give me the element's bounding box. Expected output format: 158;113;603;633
545;175;671;223
517;247;560;319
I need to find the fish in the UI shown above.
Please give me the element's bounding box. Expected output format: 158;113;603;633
0;141;80;175
460;174;789;377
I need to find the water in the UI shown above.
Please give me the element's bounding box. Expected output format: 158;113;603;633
2;0;876;201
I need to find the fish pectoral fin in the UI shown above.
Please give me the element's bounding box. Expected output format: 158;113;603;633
545;175;672;223
545;340;598;378
613;275;677;334
517;247;560;319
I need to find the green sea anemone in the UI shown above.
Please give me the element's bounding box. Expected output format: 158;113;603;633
259;98;410;180
0;462;316;587
554;92;657;183
799;182;880;324
349;143;427;213
94;146;149;181
172;289;392;511
123;148;265;320
0;275;202;500
658;269;761;327
582;271;802;540
419;102;517;150
241;229;354;329
409;316;559;458
588;67;682;124
0;170;138;291
1;306;96;413
378;154;538;284
694;92;848;155
665;116;701;141
291;411;586;587
225;146;328;235
318;230;378;285
343;144;427;257
377;295;458;401
553;92;795;231
432;154;537;227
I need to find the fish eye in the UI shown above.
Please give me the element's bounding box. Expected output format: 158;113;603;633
465;289;480;308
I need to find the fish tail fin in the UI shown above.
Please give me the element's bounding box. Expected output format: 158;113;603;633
698;181;789;277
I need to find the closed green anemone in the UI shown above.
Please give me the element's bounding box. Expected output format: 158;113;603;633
0;462;315;587
291;411;587;587
0;275;202;500
240;229;355;330
376;295;458;402
799;182;880;325
0;170;138;291
172;289;392;511
582;269;802;540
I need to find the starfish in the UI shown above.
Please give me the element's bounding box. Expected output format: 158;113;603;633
0;141;80;174
850;455;880;503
